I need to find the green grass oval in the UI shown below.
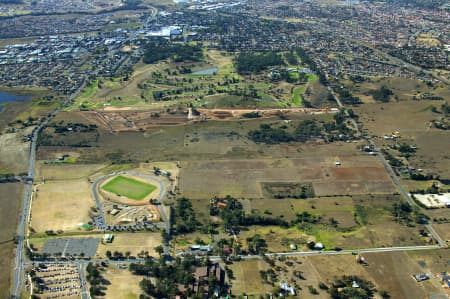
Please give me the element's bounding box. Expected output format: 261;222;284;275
101;175;157;200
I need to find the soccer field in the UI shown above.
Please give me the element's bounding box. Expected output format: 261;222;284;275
101;175;157;200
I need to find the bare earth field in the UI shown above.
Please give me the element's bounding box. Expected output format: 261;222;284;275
0;127;33;174
99;266;142;299
0;183;23;295
31;179;92;233
35;162;106;181
355;100;450;178
356;100;444;137
97;232;162;258
346;77;449;102
37;113;331;163
229;260;272;295
309;252;444;299
230;250;447;299
30;232;162;260
179;154;395;199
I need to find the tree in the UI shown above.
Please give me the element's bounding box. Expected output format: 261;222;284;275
246;235;268;255
155;245;164;257
370;86;393;102
106;250;112;259
235;51;284;74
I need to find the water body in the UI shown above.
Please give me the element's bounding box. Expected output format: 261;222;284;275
192;67;218;75
0;91;31;112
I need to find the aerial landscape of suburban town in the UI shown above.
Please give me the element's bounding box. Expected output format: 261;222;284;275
0;0;449;298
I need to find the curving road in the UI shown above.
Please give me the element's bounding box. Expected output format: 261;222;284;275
91;170;171;254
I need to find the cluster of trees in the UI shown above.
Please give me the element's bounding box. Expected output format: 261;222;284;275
143;41;203;64
336;88;362;105
235;51;284;74
210;196;289;232
295;48;327;85
48;122;97;134
392;201;430;225
410;172;434;181
442;102;450;117
260;268;277;285
131;257;226;298
270;69;310;84
370;86;393;102
130;256;198;298
0;173;21;183
396;143;416;154
172;198;201;234
248;123;295;144
248;113;353;144
412;182;441;195
211;196;335;236
284;51;298;65
246;234;268;254
269;183;315;199
328;275;384;299
86;263;107;297
381;149;403;168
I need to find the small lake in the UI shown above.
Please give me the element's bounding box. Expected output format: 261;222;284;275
0;91;31;112
192;67;218;75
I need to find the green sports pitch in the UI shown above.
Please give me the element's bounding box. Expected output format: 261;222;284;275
101;175;157;200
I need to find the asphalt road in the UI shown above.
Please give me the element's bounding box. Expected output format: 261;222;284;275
23;244;442;266
127;170;170;233
12;77;88;299
11;7;159;297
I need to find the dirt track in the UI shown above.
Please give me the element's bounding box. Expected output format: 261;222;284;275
73;107;338;132
195;107;337;120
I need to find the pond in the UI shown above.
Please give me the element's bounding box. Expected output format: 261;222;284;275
0;91;31;112
191;67;218;75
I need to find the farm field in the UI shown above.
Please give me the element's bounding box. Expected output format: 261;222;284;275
238;217;425;252
344;77;450;103
101;175;157;201
0;126;33;174
39;112;340;164
0;183;23;295
31;178;93;233
228;260;272;295
309;252;444;299
35;162;106;181
407;249;450;274
355;100;445;137
230;250;447;298
191;195;427;251
179;153;395;199
355;100;450;179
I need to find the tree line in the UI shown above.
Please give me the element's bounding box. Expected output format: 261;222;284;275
143;41;203;64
